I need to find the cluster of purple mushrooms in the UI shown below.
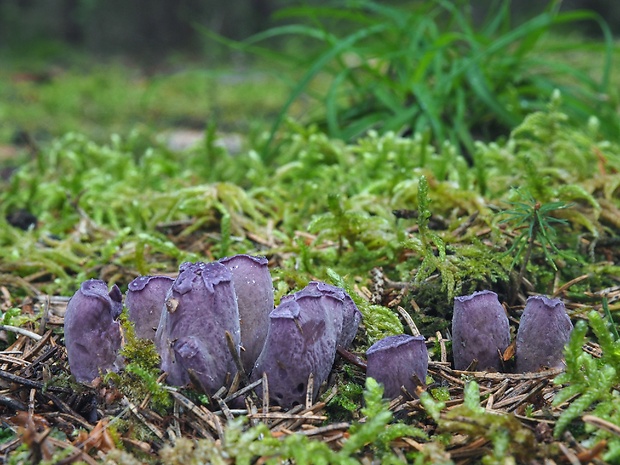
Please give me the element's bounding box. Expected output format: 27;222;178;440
63;255;573;408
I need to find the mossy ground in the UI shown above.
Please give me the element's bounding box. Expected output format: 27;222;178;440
0;40;620;463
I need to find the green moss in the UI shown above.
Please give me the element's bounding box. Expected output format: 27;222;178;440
554;309;620;461
429;381;538;464
327;380;365;420
1;62;620;462
105;311;171;413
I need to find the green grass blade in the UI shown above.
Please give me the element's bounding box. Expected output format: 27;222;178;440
262;23;387;158
411;82;444;142
466;66;520;126
241;24;337;46
325;69;351;138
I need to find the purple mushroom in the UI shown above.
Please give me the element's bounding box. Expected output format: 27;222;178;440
125;275;174;340
218;254;274;373
252;289;344;408
64;279;123;383
452;290;510;371
155;261;241;394
516;295;573;373
366;334;428;399
296;281;361;349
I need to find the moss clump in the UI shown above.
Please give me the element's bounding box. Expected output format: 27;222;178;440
105;311;171;413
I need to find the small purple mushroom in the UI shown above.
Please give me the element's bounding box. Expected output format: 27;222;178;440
155;262;241;393
516;295;573;373
252;290;343;408
219;254;274;373
452;290;510;371
125;275;174;340
366;334;428;399
297;281;361;349
64;279;123;383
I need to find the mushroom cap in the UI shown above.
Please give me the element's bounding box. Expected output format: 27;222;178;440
155;262;240;391
126;275;174;340
299;281;361;349
516;295;573;372
366;334;428;399
452;290;510;371
251;290;343;408
219;254;274;372
64;279;123;383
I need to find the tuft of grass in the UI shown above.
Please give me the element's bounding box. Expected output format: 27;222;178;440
207;0;617;161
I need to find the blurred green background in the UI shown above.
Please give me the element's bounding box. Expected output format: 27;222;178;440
1;0;619;60
1;0;281;61
1;0;618;150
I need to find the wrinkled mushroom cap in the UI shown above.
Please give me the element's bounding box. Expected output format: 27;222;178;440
219;254;274;372
366;334;428;399
516;295;573;373
64;279;123;383
126;275;174;340
300;281;361;349
452;290;510;371
155;262;240;391
251;290;343;408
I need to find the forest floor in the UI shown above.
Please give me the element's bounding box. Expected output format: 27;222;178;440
1;47;620;464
